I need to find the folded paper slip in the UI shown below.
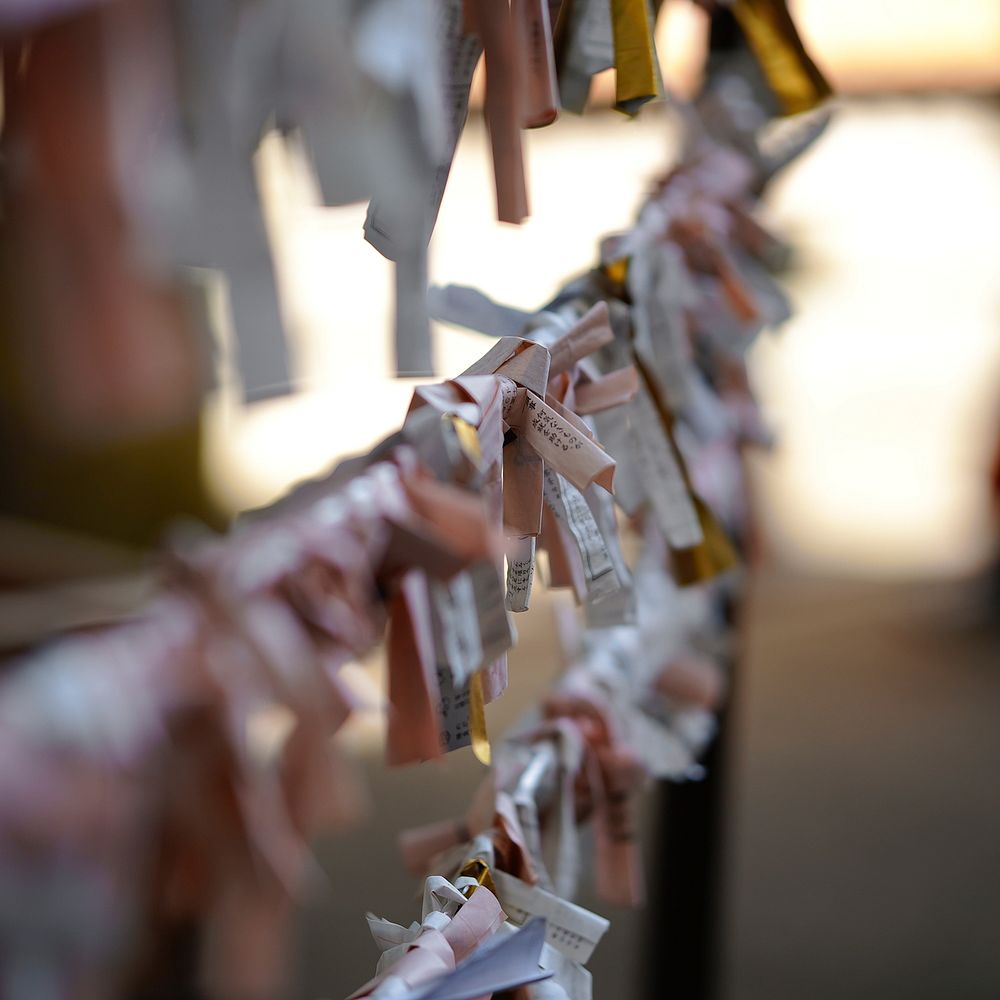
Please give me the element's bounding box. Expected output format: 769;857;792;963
351;877;507;998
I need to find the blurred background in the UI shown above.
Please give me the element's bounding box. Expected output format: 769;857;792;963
3;1;1000;998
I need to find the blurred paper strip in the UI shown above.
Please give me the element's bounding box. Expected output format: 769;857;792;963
732;0;832;115
0;0;109;32
3;3;207;442
515;0;560;127
610;0;658;116
468;0;531;224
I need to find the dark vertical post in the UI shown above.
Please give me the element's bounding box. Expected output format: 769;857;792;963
642;712;732;999
642;589;741;1000
639;6;756;995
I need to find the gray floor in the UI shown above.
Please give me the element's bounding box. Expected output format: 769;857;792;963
724;571;1000;1000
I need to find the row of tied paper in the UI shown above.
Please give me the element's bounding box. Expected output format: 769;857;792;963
0;0;829;451
0;87;827;999
342;91;833;998
0;1;832;995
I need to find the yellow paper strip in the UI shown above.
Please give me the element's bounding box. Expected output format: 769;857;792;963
459;857;498;898
732;0;832;116
671;495;739;586
633;354;740;584
469;670;492;766
448;415;483;465
610;0;658;117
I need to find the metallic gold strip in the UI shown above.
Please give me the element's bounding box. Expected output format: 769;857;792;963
469;670;492;766
611;0;658;116
732;0;832;116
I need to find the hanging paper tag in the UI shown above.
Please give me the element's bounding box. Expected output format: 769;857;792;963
590;408;643;517
427;0;485;229
505;535;536;613
431;572;484;687
628;387;703;549
542;469;619;603
491;869;609;964
581;485;635;628
516;0;560;128
468;561;515;664
610;0;658;117
629;243;697;413
558;0;614;113
437;662;472;753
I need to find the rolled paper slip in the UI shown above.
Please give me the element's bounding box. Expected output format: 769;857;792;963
428;0;485;224
466;560;515;666
506;720;587;900
171;1;296;404
515;0;560;128
466;0;530;224
540;693;644;906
